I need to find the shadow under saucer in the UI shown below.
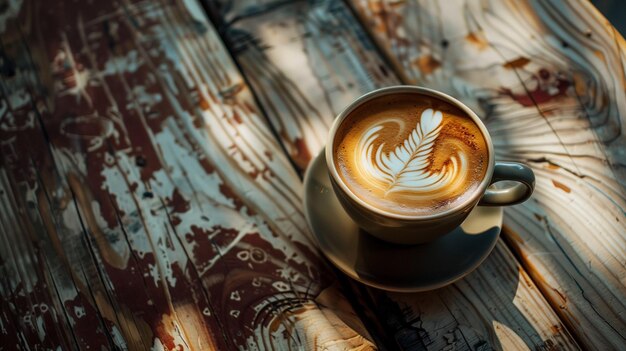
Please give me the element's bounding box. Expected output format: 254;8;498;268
303;150;502;292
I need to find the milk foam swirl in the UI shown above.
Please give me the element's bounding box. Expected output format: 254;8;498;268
355;108;469;199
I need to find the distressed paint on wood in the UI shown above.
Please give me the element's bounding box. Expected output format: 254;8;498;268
208;0;579;349
349;0;626;348
0;0;374;349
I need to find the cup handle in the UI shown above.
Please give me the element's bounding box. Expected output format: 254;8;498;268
479;162;535;206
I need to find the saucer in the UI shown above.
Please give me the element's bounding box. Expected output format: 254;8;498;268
303;150;503;292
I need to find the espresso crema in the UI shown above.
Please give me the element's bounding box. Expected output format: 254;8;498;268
333;93;489;216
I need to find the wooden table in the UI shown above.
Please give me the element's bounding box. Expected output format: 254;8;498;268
1;0;624;349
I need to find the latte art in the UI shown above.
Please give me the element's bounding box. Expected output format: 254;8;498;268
356;108;469;199
334;93;489;216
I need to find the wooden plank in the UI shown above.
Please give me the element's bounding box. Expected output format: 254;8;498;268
348;0;626;348
208;0;579;349
205;0;398;170
0;0;375;349
365;243;577;350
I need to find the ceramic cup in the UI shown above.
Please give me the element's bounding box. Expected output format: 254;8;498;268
326;86;535;245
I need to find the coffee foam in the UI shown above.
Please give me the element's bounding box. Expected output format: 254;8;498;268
333;93;489;216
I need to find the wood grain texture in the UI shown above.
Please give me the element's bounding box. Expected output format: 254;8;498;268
0;0;374;349
209;0;579;349
206;0;397;170
349;0;626;348
367;243;577;350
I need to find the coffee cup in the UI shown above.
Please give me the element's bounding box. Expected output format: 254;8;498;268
326;86;535;245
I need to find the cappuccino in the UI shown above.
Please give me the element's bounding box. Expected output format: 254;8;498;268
333;93;489;216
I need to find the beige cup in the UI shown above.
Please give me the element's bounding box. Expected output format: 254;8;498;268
326;86;535;245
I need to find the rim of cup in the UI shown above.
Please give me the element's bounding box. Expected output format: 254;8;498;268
325;85;496;221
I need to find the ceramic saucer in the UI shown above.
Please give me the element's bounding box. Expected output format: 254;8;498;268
303;150;503;292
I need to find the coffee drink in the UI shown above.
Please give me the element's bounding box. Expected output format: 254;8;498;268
325;86;534;245
333;93;489;216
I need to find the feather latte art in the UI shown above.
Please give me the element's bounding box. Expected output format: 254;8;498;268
333;93;489;216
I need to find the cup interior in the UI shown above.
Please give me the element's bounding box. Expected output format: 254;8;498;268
325;85;495;221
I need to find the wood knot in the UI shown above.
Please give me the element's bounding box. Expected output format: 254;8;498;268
219;83;244;100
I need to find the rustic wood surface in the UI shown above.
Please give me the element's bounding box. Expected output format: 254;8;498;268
207;0;398;170
0;0;624;350
349;0;626;349
0;0;374;349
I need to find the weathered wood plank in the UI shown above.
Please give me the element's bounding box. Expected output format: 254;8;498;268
206;0;397;169
349;0;626;348
208;0;579;349
0;0;374;349
366;243;576;350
